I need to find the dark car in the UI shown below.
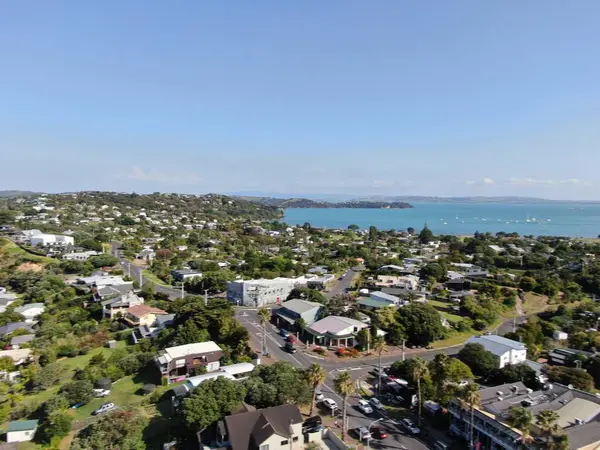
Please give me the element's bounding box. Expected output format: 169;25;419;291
302;415;322;433
284;341;297;353
371;427;389;439
280;328;290;337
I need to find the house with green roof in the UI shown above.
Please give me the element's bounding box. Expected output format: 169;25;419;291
6;419;38;443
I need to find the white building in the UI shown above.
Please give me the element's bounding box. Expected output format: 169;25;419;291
369;291;401;305
6;420;39;443
227;278;296;307
30;233;74;247
62;251;101;261
14;303;45;322
466;335;527;368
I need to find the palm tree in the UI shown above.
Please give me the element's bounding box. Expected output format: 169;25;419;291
536;410;560;448
460;382;480;450
549;433;569;450
410;357;429;426
257;307;271;355
333;371;355;441
372;335;387;398
306;363;326;416
508;407;534;447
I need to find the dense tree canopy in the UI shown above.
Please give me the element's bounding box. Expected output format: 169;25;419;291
396;303;446;345
458;343;498;377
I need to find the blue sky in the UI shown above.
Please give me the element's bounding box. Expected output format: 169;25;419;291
1;1;600;199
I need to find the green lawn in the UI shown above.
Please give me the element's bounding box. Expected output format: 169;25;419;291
0;237;56;264
142;270;173;287
428;299;463;323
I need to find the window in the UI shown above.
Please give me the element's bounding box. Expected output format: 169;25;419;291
292;437;299;442
280;440;289;445
260;445;270;450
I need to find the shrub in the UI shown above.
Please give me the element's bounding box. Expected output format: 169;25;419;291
312;347;326;355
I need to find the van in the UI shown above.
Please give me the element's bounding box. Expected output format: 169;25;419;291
434;440;449;450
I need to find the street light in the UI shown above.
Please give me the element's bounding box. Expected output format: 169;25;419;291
367;418;384;449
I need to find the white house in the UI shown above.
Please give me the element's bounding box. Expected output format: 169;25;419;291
466;335;527;368
0;349;33;366
30;234;74;247
305;316;369;347
14;303;45;322
6;420;39;443
553;330;569;341
227;278;296;307
369;291;401;305
62;251;101;261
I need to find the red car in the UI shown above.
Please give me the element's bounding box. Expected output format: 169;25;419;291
371;427;389;439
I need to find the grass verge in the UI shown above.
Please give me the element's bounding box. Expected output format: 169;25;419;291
142;270;173;287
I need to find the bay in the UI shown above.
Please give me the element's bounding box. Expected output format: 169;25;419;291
283;202;600;237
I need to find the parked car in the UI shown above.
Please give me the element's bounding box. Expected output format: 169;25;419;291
322;398;337;411
372;367;387;377
355;426;371;441
284;341;297;353
92;403;116;415
357;399;373;414
315;390;324;402
286;334;296;343
400;418;420;434
370;397;384;410
302;415;322;434
280;329;290;337
92;389;110;398
434;441;450;450
370;427;389;439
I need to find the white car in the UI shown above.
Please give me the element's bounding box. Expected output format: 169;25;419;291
400;418;420;434
322;398;337;411
92;402;116;415
357;399;373;414
315;390;324;402
92;389;111;397
370;397;384;410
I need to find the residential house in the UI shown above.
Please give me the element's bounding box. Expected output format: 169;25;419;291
132;313;175;343
10;334;35;349
172;269;202;282
62;251;101;261
357;297;400;312
449;382;600;450
227;278;296;307
308;266;328;275
102;292;144;319
30;233;74;247
0;322;35;338
273;299;324;328
375;275;419;290
93;283;134;301
6;420;39;443
0;349;33;366
155;341;223;378
369;291;401;304
218;404;303;450
305;316;369;347
465;268;490;279
548;348;594;367
14;303;45;323
466;335;527;368
0;291;17;313
137;247;156;261
123;305;168;327
488;245;505;253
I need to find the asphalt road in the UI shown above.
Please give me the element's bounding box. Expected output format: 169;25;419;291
326;269;358;298
236;309;431;450
110;241;183;300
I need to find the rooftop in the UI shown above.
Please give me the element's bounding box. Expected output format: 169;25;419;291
466;334;526;356
163;341;222;361
127;304;167;318
7;420;39;432
308;316;368;335
279;299;322;314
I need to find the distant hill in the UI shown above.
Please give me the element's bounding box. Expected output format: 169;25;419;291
0;190;38;198
357;196;600;204
238;196;413;209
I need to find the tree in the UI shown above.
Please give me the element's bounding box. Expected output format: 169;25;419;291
245;362;312;408
519;276;538;292
257;307;271;355
396;303;445;345
328;294;353;316
459;383;480;450
549;433;569;450
333;371;355;441
411;357;429;425
39;410;73;443
347;224;360;231
458;343;497;377
372;335;387;397
355;328;370;351
536;409;560;448
155;248;174;260
508;407;534;446
419;263;447;282
70;409;147;450
183;377;247;430
545;366;594;391
60;380;93;406
369;225;378;241
88;254;118;268
306;364;326;416
419;224;434;244
488;363;540;389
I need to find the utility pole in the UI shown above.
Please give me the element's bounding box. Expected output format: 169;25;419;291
204;289;209;306
401;340;406;362
513;316;516;333
367;329;370;355
139;270;143;288
180;282;185;299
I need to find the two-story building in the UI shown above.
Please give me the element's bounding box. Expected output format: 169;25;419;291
305;316;369;347
449;382;600;450
123;305;168;327
155;341;223;379
102;292;144;319
227;278;296;307
216;404;303;450
466;335;527;368
14;303;45;323
273;299;324;329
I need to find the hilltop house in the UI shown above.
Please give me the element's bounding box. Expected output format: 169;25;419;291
102;292;144;319
14;303;45;322
155;341;223;378
123;305;168;327
466;335;527;369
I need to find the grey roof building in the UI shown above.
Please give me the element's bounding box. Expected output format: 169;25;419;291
273;299;324;327
0;322;35;338
449;382;600;450
466;335;527;368
10;334;35;348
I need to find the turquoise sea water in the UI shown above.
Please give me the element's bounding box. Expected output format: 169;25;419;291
283;203;600;237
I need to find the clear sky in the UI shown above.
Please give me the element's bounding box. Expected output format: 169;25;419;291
1;1;600;200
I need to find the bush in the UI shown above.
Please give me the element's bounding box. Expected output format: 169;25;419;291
57;343;78;358
312;347;326;355
60;380;93;406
